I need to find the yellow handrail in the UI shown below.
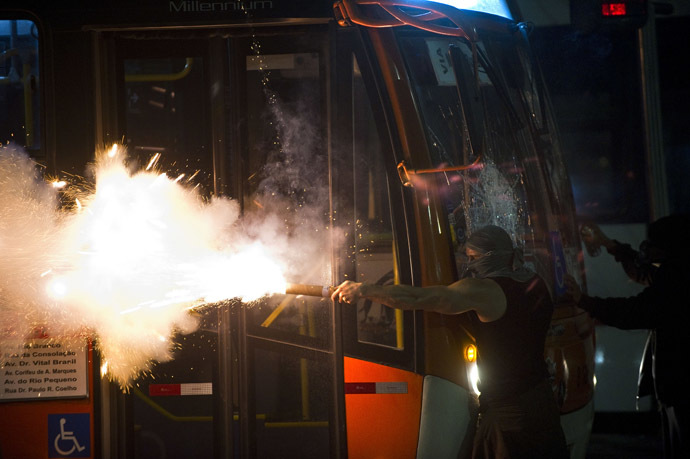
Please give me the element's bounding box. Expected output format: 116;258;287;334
393;242;404;349
132;387;212;422
132;387;328;428
125;57;194;82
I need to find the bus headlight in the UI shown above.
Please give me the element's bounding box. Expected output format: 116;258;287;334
464;344;480;395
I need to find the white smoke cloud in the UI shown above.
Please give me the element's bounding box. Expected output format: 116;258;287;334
0;146;64;353
0;143;315;387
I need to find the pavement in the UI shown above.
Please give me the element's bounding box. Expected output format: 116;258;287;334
587;433;662;458
585;412;663;458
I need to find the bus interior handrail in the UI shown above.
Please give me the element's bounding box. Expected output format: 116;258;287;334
397;156;482;187
124;57;194;83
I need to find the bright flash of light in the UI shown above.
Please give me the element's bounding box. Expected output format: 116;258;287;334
53;147;289;384
46;278;68;298
192;244;287;303
468;362;480;395
1;144;294;388
433;0;512;19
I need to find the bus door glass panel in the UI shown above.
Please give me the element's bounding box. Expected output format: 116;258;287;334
131;314;218;459
119;42;216;459
352;55;402;350
252;343;332;459
397;33;551;279
239;31;332;459
0;19;40;152
242;45;332;349
124;54;214;193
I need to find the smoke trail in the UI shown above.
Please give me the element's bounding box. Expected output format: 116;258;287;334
246;50;333;287
0;146;63;353
0;144;288;386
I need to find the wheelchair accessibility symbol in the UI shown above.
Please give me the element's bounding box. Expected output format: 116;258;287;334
48;413;90;458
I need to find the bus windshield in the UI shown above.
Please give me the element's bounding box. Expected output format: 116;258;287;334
396;26;581;291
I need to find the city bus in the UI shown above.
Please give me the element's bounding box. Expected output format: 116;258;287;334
0;0;595;457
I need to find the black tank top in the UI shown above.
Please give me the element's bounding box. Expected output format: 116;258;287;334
470;275;554;402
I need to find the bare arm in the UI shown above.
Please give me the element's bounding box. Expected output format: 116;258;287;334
581;222;617;252
582;223;651;285
331;278;506;322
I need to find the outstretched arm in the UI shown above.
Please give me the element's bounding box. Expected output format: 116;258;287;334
581;222;650;285
331;278;506;322
564;274;659;329
581;222;617;252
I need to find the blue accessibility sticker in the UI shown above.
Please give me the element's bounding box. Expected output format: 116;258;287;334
48;413;90;458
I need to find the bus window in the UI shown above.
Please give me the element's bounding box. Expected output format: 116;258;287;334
130;315;217;459
398;31;560;287
123;54;214;193
252;344;332;458
0;19;40;152
115;40;219;459
351;55;403;350
533;26;649;223
237;33;334;459
242;46;333;350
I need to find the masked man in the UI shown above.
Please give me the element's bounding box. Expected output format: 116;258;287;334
333;225;568;459
566;214;690;459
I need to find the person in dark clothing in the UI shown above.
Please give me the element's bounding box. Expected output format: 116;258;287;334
565;214;690;459
332;225;569;459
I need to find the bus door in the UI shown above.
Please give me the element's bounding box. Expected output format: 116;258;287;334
331;26;424;459
96;24;346;459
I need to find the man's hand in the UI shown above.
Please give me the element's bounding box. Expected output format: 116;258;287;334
563;274;582;305
580;222;615;251
331;280;364;304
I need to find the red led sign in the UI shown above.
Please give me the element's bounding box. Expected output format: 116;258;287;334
602;3;627;16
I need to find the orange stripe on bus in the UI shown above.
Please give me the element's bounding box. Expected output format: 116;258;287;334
344;357;423;459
